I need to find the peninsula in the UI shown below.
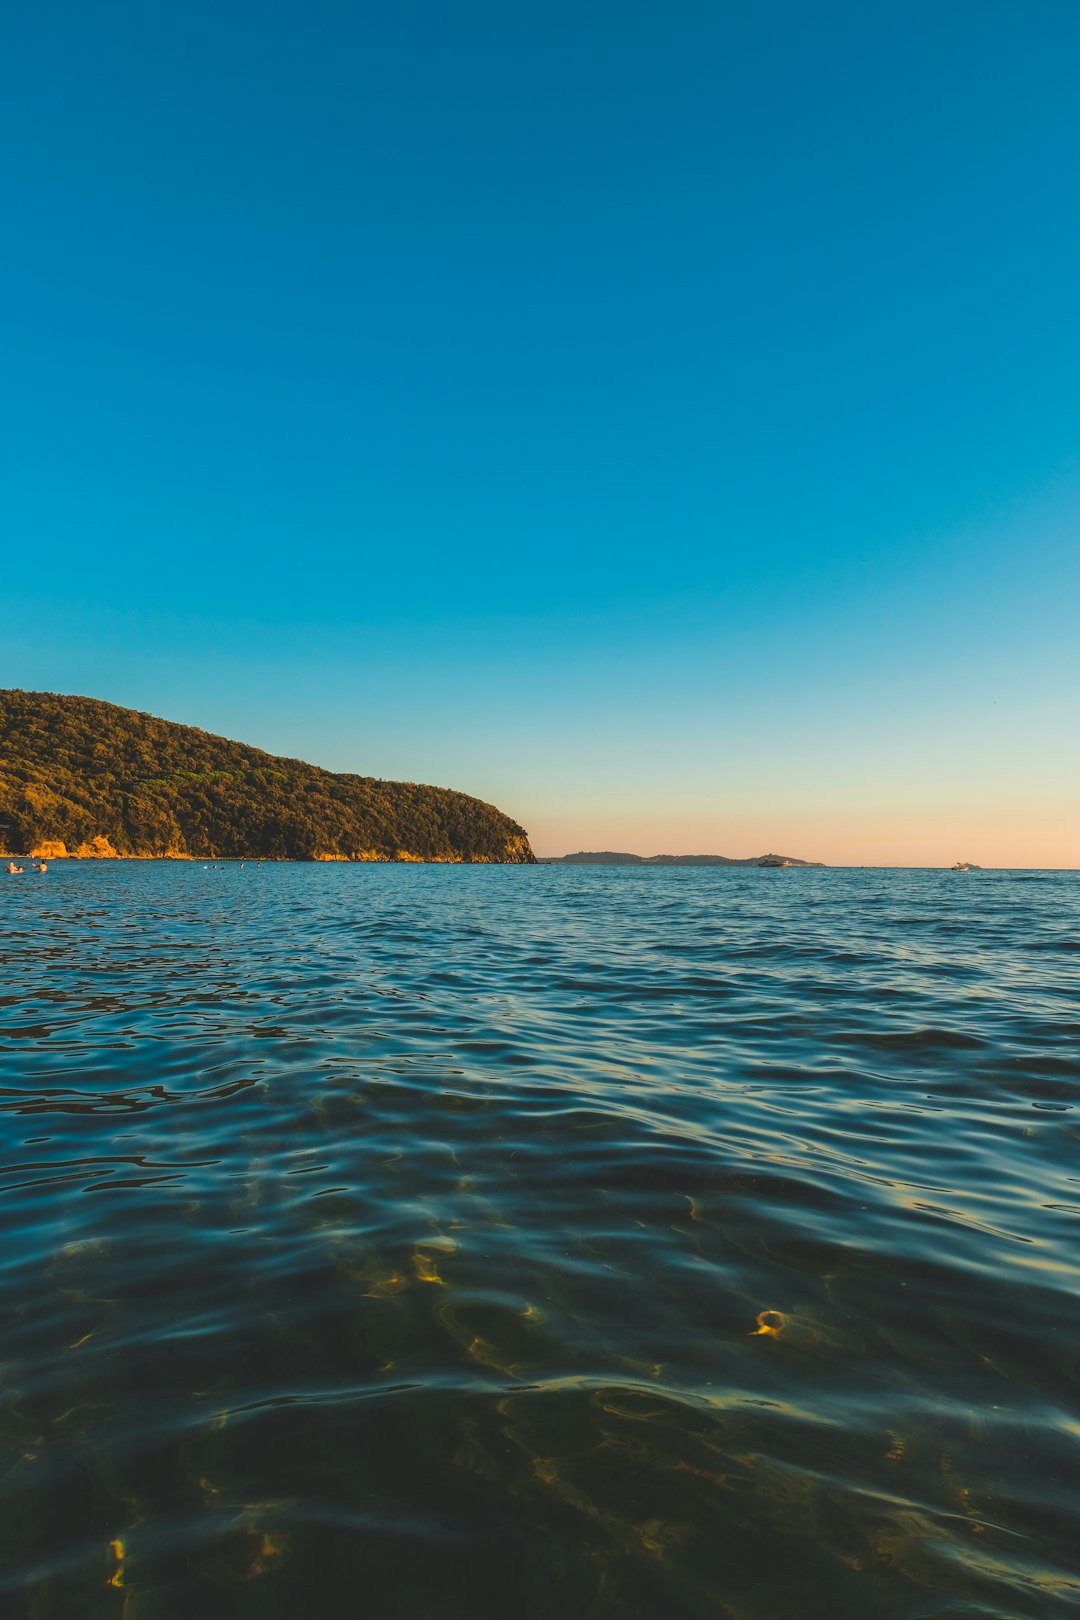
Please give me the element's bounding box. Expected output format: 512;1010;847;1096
540;851;824;867
0;690;534;863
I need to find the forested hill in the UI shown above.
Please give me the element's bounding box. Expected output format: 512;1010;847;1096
0;691;534;863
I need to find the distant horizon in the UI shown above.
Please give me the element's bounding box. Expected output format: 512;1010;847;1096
532;848;1076;871
3;683;1076;871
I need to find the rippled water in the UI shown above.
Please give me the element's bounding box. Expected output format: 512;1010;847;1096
2;864;1079;1618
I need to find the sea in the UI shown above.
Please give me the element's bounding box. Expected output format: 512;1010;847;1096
2;862;1078;1619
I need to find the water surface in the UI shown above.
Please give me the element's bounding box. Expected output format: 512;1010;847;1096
2;864;1079;1617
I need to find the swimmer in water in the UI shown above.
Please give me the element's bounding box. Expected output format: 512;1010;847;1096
37;861;48;873
7;861;23;874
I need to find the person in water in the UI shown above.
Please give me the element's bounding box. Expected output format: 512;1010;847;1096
7;861;23;874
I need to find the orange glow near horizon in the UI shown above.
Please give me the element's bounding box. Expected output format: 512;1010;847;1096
528;806;1080;869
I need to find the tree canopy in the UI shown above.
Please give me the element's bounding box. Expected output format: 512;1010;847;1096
0;690;534;862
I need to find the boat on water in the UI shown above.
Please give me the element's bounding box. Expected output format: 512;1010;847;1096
758;855;790;868
951;861;981;871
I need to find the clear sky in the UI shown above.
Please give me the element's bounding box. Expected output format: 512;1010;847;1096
4;2;1078;865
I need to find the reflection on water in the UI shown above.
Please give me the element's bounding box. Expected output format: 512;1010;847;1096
2;863;1079;1617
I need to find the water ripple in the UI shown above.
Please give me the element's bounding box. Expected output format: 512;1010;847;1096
1;863;1078;1618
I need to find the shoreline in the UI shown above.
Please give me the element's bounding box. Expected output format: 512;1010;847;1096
1;851;531;865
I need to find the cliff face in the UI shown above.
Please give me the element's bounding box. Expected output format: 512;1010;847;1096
0;690;535;864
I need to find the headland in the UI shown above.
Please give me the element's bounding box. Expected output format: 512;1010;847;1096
0;690;534;863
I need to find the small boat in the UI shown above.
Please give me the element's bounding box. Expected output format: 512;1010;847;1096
951;861;981;871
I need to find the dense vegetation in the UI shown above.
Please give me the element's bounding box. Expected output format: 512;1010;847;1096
0;691;534;862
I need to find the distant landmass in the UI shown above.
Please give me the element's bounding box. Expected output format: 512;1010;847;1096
540;851;824;867
0;690;534;863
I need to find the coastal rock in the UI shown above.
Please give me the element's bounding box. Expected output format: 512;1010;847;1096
72;835;121;859
29;840;68;860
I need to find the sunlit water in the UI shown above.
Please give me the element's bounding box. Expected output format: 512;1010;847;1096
2;863;1079;1618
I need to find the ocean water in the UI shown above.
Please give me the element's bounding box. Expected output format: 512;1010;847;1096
2;863;1079;1619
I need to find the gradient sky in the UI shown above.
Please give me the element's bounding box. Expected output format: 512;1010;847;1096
4;2;1078;865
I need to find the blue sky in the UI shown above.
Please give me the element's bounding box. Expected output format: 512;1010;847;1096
4;2;1078;863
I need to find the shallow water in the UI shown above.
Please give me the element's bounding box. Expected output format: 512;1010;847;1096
2;863;1079;1618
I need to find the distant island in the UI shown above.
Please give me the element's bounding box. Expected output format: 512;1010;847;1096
0;690;534;863
540;851;824;867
